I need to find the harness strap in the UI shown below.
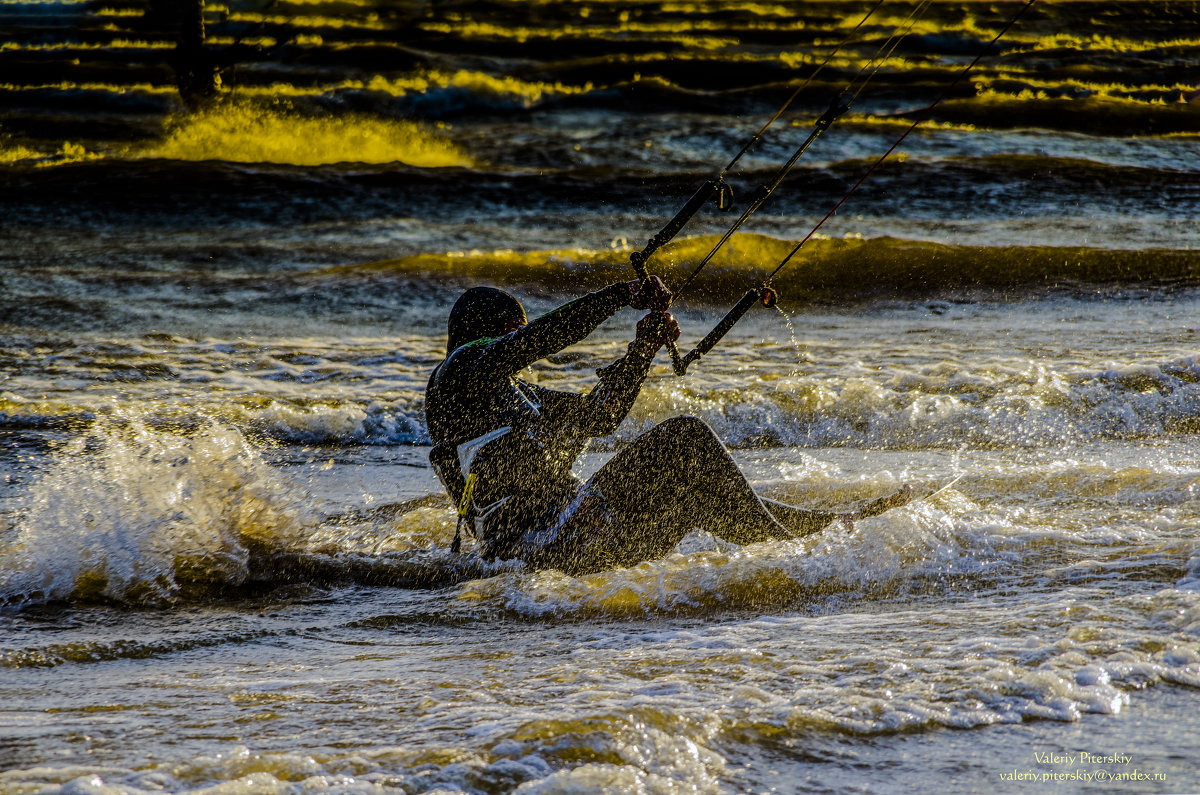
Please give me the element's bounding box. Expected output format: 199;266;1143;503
452;472;478;553
433;426;519;553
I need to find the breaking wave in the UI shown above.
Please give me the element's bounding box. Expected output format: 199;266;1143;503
139;103;472;167
3;350;1199;451
0;413;314;607
335;234;1200;300
0;413;493;610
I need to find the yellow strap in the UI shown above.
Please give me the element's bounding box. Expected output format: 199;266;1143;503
457;473;477;517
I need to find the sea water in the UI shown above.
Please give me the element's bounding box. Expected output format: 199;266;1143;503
2;1;1199;792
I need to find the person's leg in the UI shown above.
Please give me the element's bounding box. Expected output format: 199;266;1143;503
760;498;837;537
589;416;915;562
761;484;914;536
589;416;793;559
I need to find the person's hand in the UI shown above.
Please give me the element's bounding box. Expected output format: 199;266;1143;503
627;275;672;311
632;311;681;355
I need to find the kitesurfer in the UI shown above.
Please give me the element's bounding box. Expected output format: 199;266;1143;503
425;278;911;574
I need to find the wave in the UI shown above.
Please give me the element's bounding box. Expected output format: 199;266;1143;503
4;141;1195;237
3;337;1199;453
0;629;276;669
3;1;1196;153
2;407;1196;628
0;413;506;611
0;102;471;168
338;234;1200;299
635;354;1200;451
922;94;1200;137
141;103;473;167
5;78;1189;140
0;413;315;608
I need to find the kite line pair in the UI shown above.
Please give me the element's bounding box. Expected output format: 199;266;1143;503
627;0;1039;375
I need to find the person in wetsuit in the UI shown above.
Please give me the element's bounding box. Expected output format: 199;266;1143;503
425;278;911;574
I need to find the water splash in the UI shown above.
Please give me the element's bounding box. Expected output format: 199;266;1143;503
0;140;102;167
139;102;472;167
0;412;313;606
771;302;806;376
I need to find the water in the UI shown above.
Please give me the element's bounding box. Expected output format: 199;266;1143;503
2;0;1199;792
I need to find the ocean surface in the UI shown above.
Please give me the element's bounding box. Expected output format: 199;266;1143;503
2;0;1200;792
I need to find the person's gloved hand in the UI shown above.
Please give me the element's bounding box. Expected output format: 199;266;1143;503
630;311;681;358
627;275;672;311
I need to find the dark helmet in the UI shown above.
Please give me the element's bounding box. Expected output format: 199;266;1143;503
446;286;527;354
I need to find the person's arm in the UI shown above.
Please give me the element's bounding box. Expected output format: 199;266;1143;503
471;276;672;378
577;310;681;436
473;282;634;377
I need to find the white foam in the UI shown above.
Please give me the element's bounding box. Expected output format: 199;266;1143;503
0;412;313;606
628;354;1200;451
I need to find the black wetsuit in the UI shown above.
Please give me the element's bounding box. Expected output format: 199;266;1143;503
425;284;652;561
426;284;866;574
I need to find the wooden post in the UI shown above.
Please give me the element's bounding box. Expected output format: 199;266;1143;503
152;0;222;109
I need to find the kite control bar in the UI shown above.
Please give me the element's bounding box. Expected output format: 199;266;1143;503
629;177;733;276
672;285;777;376
628;177;733;371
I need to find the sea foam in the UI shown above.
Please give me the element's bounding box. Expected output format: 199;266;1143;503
0;412;312;606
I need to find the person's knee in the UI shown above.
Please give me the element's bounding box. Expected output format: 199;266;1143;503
621;416;724;473
660;415;721;447
658;414;713;437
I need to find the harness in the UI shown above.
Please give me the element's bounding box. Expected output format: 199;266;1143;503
431;426;521;553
